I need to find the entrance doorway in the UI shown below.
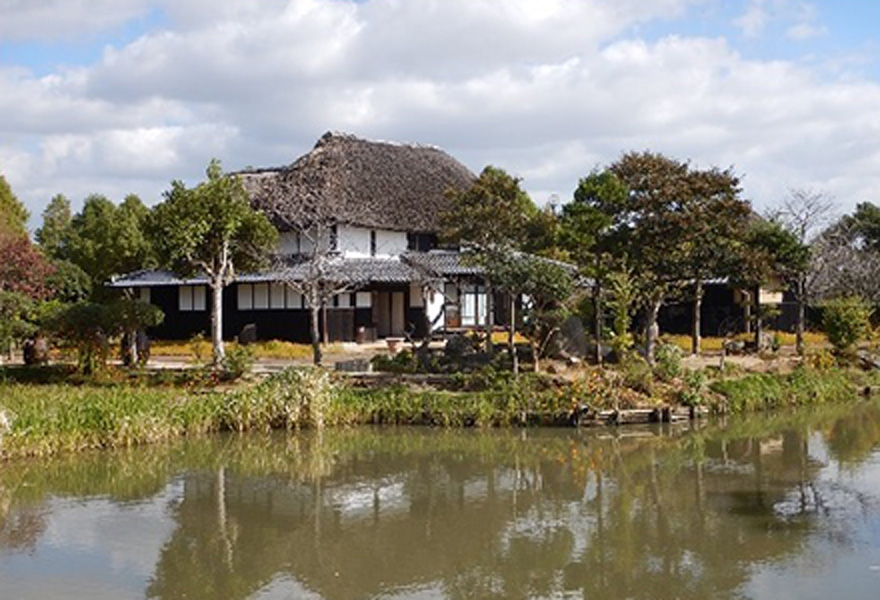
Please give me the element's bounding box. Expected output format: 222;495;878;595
374;290;406;337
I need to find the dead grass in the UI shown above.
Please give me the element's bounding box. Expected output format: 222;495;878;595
662;330;828;353
150;339;346;360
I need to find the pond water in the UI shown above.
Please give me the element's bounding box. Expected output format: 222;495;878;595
2;402;880;599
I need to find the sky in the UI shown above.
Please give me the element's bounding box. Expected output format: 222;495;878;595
1;0;878;230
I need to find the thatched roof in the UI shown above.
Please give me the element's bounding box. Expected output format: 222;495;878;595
238;132;475;233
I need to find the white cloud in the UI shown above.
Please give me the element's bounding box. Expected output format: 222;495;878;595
0;0;150;41
0;0;878;227
734;0;769;37
786;22;826;41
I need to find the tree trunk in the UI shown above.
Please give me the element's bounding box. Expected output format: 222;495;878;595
754;286;763;349
509;295;519;377
421;285;432;345
322;302;329;346
485;283;494;355
645;293;663;365
691;280;703;356
418;284;433;369
796;277;805;356
310;304;323;365
743;289;752;335
593;281;603;366
211;280;225;367
531;339;540;373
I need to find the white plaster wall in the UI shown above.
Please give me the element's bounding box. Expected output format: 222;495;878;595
278;228;325;255
281;226;404;257
278;232;300;255
376;230;407;257
338;225;371;258
427;287;445;331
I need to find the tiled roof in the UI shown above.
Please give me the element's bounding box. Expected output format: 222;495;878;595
108;251;582;288
401;250;483;277
272;257;420;284
108;270;208;287
109;258;424;287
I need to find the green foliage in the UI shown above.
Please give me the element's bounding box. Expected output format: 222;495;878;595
821;296;872;355
64;194;155;294
150;160;278;364
150;160;278;279
43;302;112;374
371;350;418;374
0;383;224;458
188;332;210;365
711;366;857;413
619;354;654;396
841;201;880;252
482;250;574;361
0;291;37;353
746;219;811;286
41;299;163;373
107;299;165;333
223;367;335;431
679;369;708;406
45;259;92;303
0;173;29;238
220;345;255;380
442;165;537;248
606;266;637;355
573;153;749;362
560;170;620;264
653;342;683;382
35;193;72;259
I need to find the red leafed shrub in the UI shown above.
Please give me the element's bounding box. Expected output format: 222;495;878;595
0;234;55;300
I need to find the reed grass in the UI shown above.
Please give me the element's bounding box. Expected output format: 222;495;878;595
1;361;868;460
710;365;861;413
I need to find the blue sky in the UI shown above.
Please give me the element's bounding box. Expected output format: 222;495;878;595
1;0;878;228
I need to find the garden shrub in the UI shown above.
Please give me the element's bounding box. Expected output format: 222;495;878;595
822;296;872;358
654;342;683;382
221;344;255;380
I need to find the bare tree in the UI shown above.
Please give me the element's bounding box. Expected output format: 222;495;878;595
771;189;836;354
810;218;880;304
775;189;836;245
275;220;364;366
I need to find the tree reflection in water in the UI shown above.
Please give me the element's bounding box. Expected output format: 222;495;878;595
2;401;880;599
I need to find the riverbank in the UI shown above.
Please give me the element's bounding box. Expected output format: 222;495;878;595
1;360;877;459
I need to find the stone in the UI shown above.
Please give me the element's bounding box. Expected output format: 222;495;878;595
335;358;372;373
238;323;257;345
549;316;588;359
723;339;746;355
444;333;476;360
23;337;49;365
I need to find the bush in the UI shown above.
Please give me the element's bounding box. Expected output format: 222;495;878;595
620;354;653;396
679;369;707;406
371;350;418;374
710;366;858;413
822;296;872;356
223;367;336;430
654;343;683;382
221;345;255;380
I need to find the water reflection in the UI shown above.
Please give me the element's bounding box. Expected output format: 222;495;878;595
2;401;880;599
